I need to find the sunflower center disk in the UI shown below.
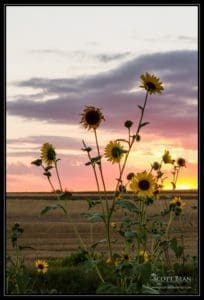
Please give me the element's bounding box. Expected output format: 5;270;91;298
146;81;156;90
111;147;121;158
47;148;56;160
38;264;44;269
138;179;150;190
85;111;100;125
176;201;181;206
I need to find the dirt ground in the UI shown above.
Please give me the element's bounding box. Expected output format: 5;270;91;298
6;192;198;264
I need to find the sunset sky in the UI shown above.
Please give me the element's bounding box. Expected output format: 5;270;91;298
6;5;198;192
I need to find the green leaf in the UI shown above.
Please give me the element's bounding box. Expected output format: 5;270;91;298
41;204;67;215
170;238;177;251
170;238;184;258
171;181;176;189
176;246;184;258
115;138;129;144
96;282;122;294
19;245;36;251
115;199;139;213
81;212;105;222
45;166;53;171
43;171;51;177
139;122;150;129
86;199;101;209
124;230;137;239
133;262;152;283
142;285;159;294
91;155;102;163
91;239;107;249
59;191;72;200
138;105;144;110
31;159;42;166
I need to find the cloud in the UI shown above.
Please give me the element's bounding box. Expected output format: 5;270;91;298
7;50;197;144
95;52;131;62
7;135;83;150
28;49;131;63
177;35;197;43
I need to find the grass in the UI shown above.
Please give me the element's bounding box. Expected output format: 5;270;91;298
6;251;198;295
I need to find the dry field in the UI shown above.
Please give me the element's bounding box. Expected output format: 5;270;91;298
6;191;198;265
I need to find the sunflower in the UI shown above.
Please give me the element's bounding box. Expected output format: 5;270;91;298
140;72;164;95
104;141;125;164
122;252;130;261
138;250;149;263
162;150;173;164
170;197;186;208
177;157;186;167
34;259;48;274
130;171;155;198
111;222;117;229
40;143;56;166
80;106;105;130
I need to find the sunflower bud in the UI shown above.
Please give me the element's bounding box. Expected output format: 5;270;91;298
152;162;160;171
136;134;141;141
177;157;186;167
162;150;173;164
127;172;135;180
119;185;126;192
124;120;133;128
111;222;117;229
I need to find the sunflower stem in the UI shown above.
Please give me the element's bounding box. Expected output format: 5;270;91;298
64;201;104;283
110;91;150;216
41;165;56;193
82;140;101;192
136;90;149;136
93;129;112;258
82;140;105;216
54;160;63;192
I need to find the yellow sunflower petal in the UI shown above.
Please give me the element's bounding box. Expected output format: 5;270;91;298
130;171;156;198
140;72;164;95
104;141;125;164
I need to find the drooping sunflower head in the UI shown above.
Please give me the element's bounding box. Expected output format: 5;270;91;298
104;141;126;164
130;171;156;198
34;259;48;274
40;143;56;166
140;72;164;95
80;106;105;130
138;250;150;263
177;157;186;167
